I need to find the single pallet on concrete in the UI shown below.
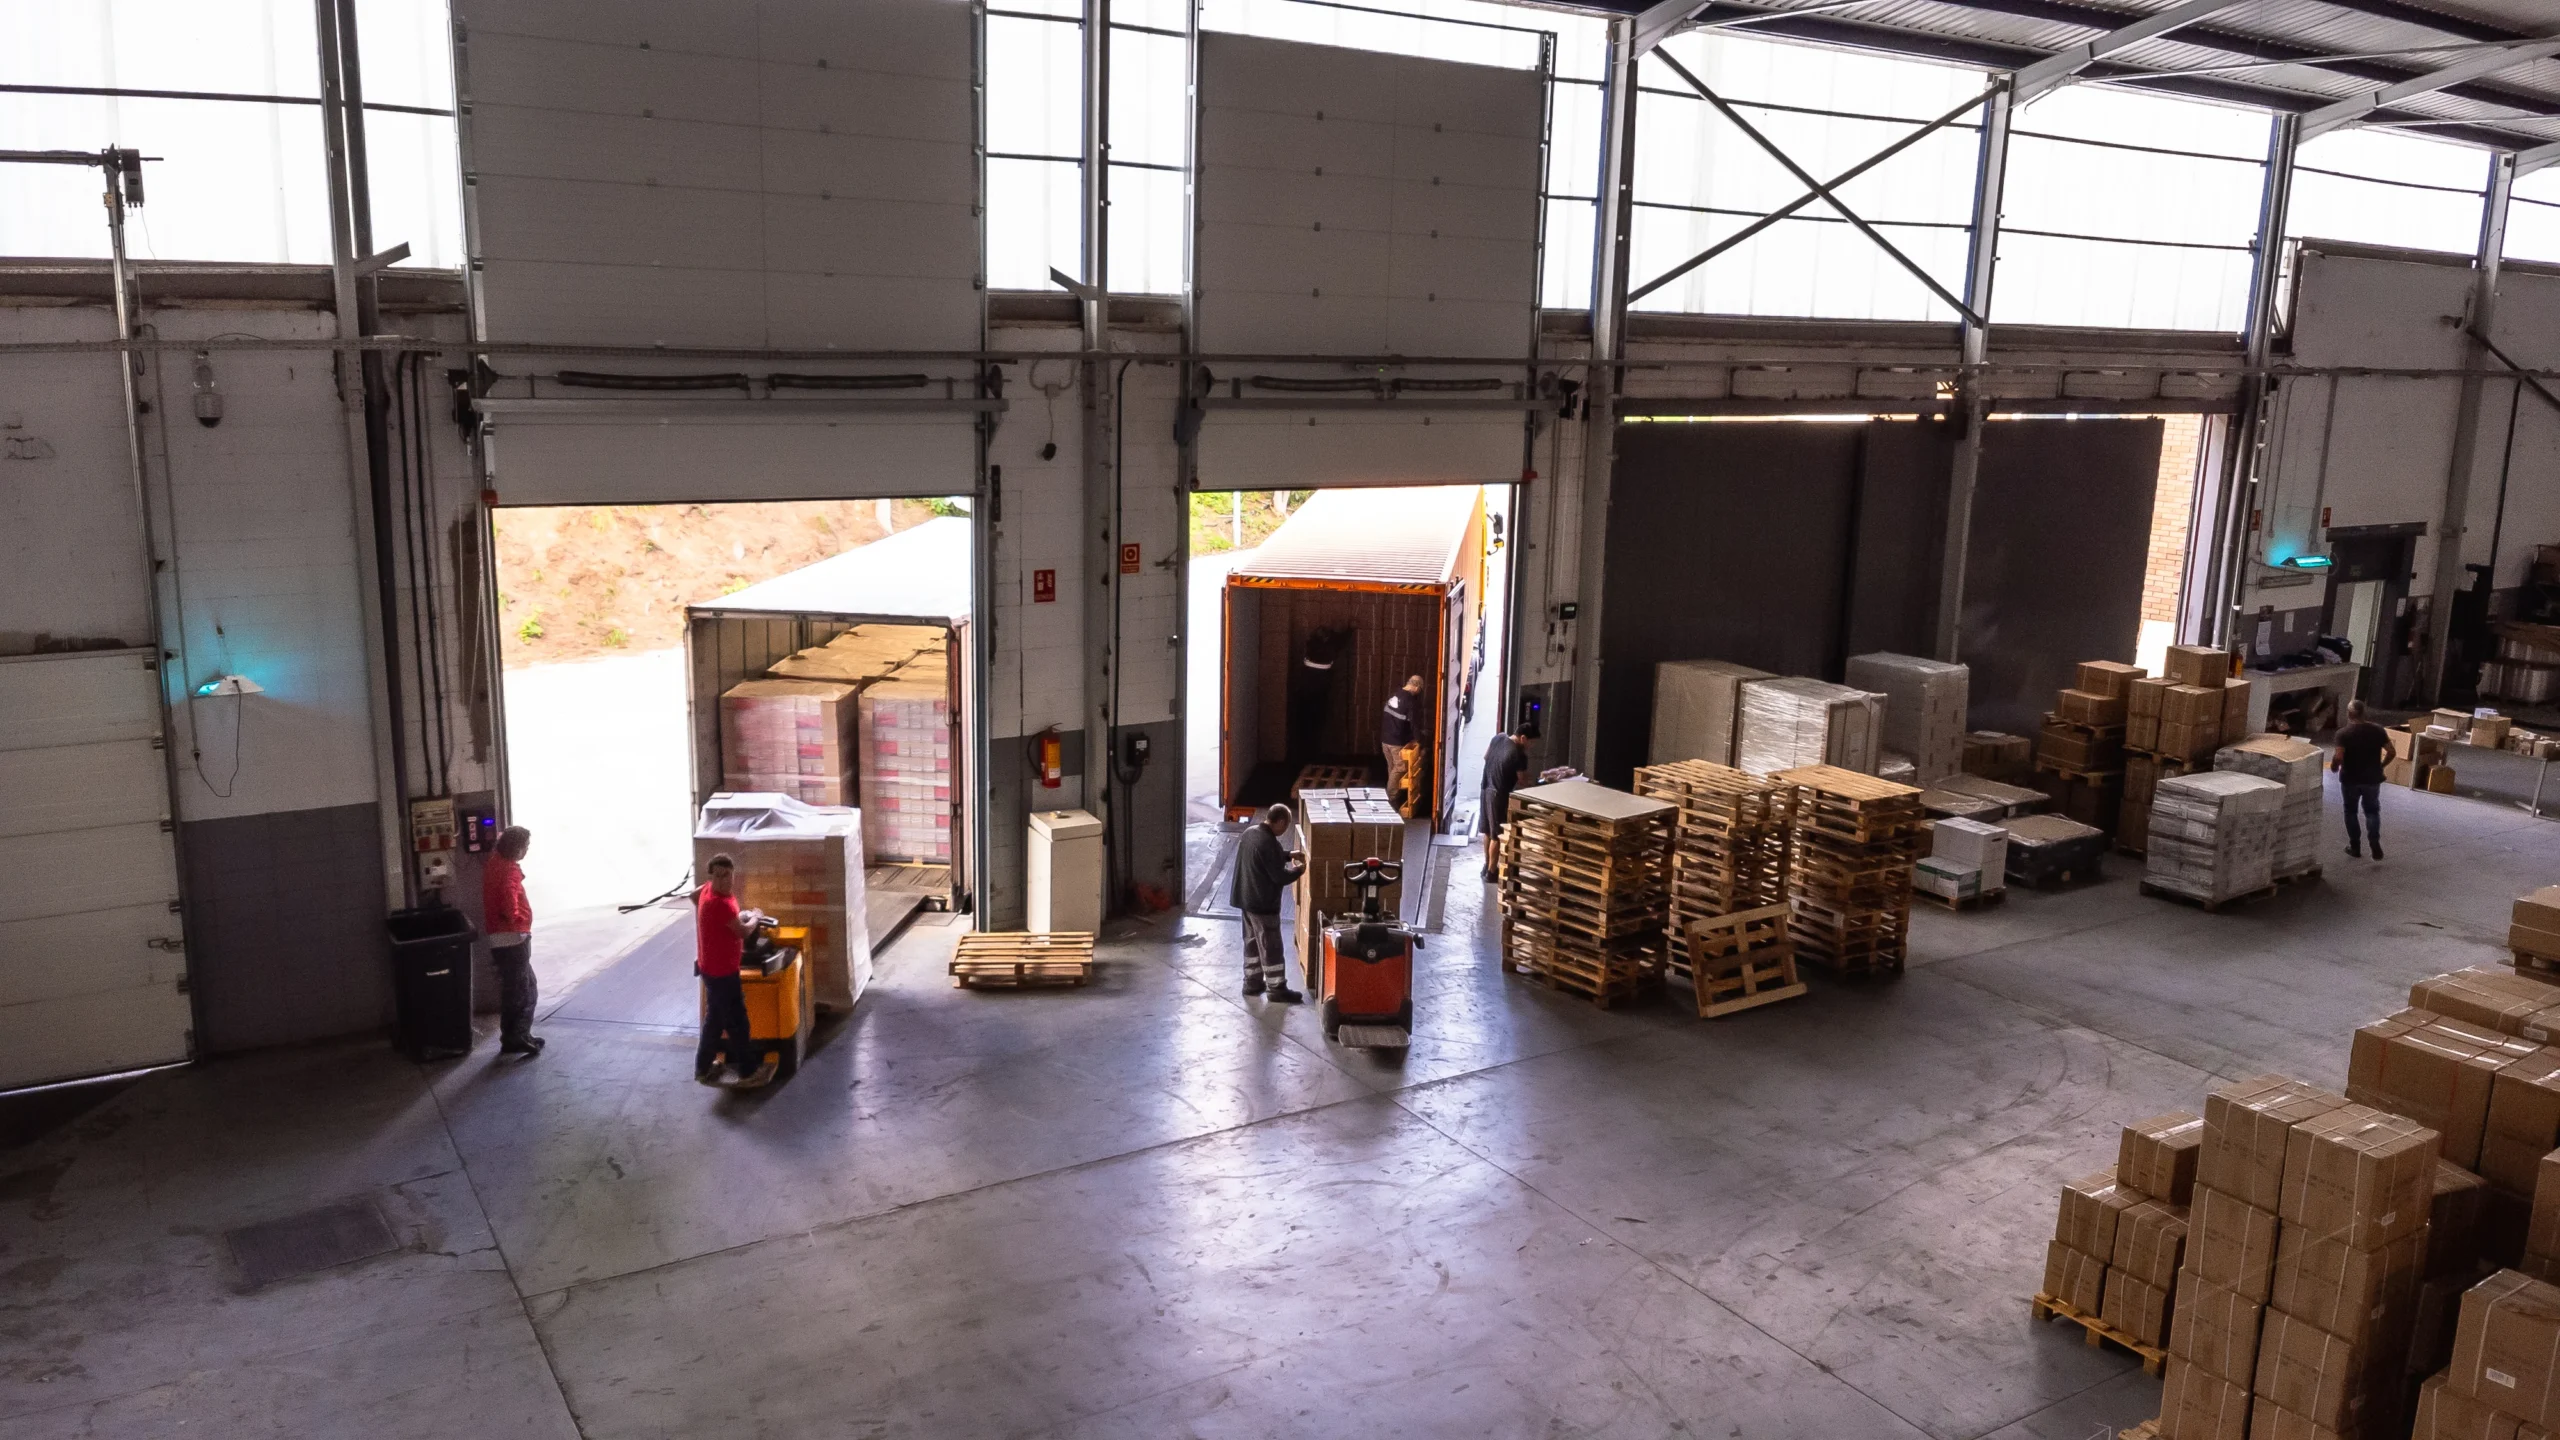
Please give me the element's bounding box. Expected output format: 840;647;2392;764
1682;904;1804;1019
2274;866;2324;886
2030;1292;2165;1376
2516;947;2560;982
1914;888;2006;914
951;931;1097;989
2119;1420;2161;1440
2139;880;2277;913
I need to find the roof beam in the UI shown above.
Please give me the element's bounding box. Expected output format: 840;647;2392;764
2012;0;2251;104
2523;139;2560;178
2299;38;2560;141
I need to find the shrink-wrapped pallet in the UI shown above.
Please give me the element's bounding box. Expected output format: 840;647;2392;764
2215;735;2324;880
1649;659;1772;767
692;792;873;1010
1844;652;1969;784
2146;771;2283;904
1735;678;1883;776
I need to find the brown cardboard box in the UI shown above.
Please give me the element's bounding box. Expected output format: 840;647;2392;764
2350;1010;2540;1169
2448;1268;2560;1428
2530;1151;2560;1267
2224;677;2254;739
2247;1398;2356;1440
2078;660;2144;698
2192;1184;2285;1301
2167;645;2230;687
2410;970;2560;1043
2129;675;2173;719
2128;713;2162;753
2170;1269;2267;1384
2413;1370;2525;1440
2202;1075;2355;1213
2059;1167;2139;1257
2270;1225;2425;1342
2163;1356;2253;1440
2103;1269;2174;1347
2517;926;2560;962
2043;1239;2107;1314
2058;688;2129;728
2434;766;2463;794
2121;1112;2204;1204
2477;716;2516;749
2158;718;2223;766
2112;1199;2191;1289
2437;1161;2493;1278
2491;1057;2560;1193
2518;889;2560;934
2416;1270;2491;1382
2257;1307;2394;1432
2163;683;2224;727
2489;1187;2535;1272
2037;718;2123;771
2280;1104;2443;1250
2436;709;2479;737
1964;730;2033;784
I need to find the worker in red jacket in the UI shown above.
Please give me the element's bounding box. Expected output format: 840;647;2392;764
482;826;542;1056
695;854;772;1088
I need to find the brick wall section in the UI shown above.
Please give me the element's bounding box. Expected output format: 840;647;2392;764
2141;415;2204;624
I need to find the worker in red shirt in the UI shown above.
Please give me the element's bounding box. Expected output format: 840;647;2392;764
695;854;771;1087
482;825;542;1056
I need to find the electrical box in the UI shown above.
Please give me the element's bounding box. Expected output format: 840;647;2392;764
1027;809;1105;934
409;797;457;890
459;802;498;854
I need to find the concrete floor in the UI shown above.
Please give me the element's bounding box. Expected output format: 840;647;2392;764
7;784;2559;1437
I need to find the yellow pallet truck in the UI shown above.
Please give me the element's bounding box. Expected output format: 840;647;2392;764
705;920;818;1083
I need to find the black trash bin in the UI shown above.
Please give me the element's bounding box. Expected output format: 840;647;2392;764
388;901;477;1060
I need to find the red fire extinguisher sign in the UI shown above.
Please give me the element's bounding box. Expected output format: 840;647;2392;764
1032;568;1056;603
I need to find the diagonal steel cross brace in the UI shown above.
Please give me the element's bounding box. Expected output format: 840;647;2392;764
1647;49;1987;327
1626;82;1994;306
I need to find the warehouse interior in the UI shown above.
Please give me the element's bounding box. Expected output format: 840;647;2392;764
12;1;2560;1437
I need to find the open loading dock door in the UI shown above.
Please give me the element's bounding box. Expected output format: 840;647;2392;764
685;517;975;936
1221;488;1484;829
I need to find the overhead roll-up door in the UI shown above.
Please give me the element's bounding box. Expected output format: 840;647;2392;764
1190;33;1544;489
455;0;986;500
0;650;190;1089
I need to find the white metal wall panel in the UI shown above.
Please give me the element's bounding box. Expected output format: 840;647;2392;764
1195;34;1544;359
457;0;980;350
1196;411;1523;490
0;650;188;1089
490;416;978;505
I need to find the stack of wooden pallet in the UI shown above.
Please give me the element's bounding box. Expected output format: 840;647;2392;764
1631;759;1795;974
1499;780;1675;1008
1774;764;1927;976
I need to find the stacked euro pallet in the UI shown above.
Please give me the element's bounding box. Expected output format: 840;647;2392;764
1499;780;1675;1007
1631;759;1795;978
1773;764;1926;976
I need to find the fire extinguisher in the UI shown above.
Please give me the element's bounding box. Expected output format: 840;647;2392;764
1030;727;1063;789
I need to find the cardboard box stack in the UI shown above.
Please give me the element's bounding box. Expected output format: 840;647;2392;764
1631;760;1796;973
858;663;954;864
1964;730;2034;785
1294;785;1404;965
1940;772;2050;819
1736;677;1883;776
766;623;944;683
1774;764;1925;975
1648;660;1774;768
2001;812;2109;888
719;678;862;807
2423;1268;2560;1438
1499;780;1676;1007
1843;652;1969;784
2039;661;2138;833
1919;815;2006;905
692;791;874;1011
2216;735;2326;882
2145;771;2284;906
2516;887;2560;969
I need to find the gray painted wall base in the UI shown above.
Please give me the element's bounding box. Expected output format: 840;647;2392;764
182;802;393;1054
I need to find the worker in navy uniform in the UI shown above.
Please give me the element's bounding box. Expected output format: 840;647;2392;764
1287;626;1348;763
1230;803;1306;1002
1480;722;1534;882
1380;674;1425;809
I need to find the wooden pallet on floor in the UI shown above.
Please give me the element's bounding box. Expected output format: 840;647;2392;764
2030;1293;2166;1377
1914;887;2005;913
1681;904;1804;1018
2517;947;2560;981
2139;880;2278;912
2119;1419;2161;1440
951;931;1097;989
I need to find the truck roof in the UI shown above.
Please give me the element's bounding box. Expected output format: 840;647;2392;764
1229;486;1480;588
688;516;969;623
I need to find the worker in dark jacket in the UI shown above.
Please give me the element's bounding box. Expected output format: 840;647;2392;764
1230;803;1306;1002
1380;674;1425;810
1481;723;1534;882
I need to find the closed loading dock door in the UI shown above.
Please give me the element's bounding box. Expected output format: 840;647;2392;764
0;650;190;1089
1598;416;2162;781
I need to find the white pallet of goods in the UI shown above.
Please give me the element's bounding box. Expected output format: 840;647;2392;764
2145;771;2282;903
1844;652;1969;784
1650;659;1773;767
2213;735;2323;879
1930;815;2008;888
1735;677;1883;777
1914;857;1980;900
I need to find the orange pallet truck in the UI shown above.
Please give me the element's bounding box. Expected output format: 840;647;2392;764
1320;857;1416;1049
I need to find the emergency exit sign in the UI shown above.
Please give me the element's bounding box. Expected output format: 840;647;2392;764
1120;543;1141;574
1033;569;1056;603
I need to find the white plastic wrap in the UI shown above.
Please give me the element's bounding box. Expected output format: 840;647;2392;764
1735;677;1883;776
2213;736;2323;880
2144;771;2283;903
693;792;874;1010
1844;652;1969;784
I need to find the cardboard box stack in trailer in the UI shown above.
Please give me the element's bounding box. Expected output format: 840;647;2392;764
859;663;954;865
719;678;862;807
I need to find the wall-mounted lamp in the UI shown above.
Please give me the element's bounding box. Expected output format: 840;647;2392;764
2279;554;2334;571
194;674;263;697
192;351;224;427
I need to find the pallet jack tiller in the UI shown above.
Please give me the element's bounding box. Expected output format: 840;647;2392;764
1320;857;1417;1050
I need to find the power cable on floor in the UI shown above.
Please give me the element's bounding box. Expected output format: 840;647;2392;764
618;868;696;913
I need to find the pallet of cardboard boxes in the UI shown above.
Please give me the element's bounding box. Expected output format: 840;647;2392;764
1293;786;1403;987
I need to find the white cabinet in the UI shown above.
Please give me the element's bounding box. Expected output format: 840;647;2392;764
1026;809;1104;934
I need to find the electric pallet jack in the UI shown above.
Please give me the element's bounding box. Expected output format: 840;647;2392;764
1320;857;1417;1050
708;918;817;1084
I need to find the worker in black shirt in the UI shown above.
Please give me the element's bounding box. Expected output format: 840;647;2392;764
2331;699;2391;860
1229;803;1306;1001
1481;722;1534;882
1380;674;1425;810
